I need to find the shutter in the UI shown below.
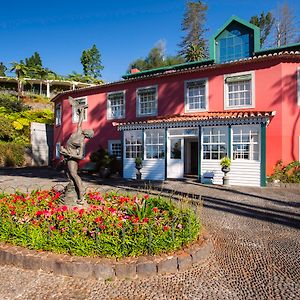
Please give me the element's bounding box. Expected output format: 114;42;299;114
225;74;252;83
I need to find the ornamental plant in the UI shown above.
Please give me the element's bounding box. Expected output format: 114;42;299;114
0;190;201;258
220;156;231;169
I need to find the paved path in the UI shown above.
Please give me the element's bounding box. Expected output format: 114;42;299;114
0;167;299;299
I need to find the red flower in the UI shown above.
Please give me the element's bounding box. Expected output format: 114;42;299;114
57;215;64;221
143;218;149;223
153;207;158;213
61;205;68;212
163;225;169;231
35;210;43;216
10;210;16;215
144;194;149;200
50;225;56;231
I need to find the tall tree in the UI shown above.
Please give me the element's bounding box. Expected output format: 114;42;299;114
80;44;104;79
10;61;28;99
274;2;299;47
250;12;275;48
0;62;7;76
178;0;208;61
25;52;42;68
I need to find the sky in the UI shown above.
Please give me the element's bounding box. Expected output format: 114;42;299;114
0;0;299;82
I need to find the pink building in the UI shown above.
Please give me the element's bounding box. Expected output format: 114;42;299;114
52;16;300;187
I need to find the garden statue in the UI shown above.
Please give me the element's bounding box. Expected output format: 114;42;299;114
60;96;94;206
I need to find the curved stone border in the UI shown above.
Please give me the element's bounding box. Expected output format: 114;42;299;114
0;233;212;280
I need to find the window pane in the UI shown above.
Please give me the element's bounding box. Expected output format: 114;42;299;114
171;139;181;159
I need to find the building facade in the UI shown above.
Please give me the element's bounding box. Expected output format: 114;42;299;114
52;16;300;187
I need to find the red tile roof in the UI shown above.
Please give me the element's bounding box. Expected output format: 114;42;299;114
113;111;276;128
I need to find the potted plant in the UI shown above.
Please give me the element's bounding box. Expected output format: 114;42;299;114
220;156;231;185
135;157;143;180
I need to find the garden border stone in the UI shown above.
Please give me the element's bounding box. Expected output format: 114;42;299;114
0;233;212;280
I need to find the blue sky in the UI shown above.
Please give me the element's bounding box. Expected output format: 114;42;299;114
0;0;299;82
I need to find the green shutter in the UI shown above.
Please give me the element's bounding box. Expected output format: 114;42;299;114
225;74;252;83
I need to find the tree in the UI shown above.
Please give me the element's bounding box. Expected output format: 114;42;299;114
80;44;104;79
0;62;7;76
273;2;299;47
178;0;208;61
250;12;275;48
10;61;28;99
25;52;43;78
127;41;185;72
25;52;42;68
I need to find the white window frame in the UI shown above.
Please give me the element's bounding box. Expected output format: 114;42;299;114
224;71;255;110
297;67;300;106
232;125;260;161
124;130;143;159
72;96;88;123
107;91;126;120
202;126;228;160
136;86;158;117
185;78;208;112
108;140;122;159
55;104;61;126
55;142;61;159
144;129;165;159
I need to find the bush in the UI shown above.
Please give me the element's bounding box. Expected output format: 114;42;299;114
0;142;26;167
0;191;201;258
269;160;300;183
0;93;30;112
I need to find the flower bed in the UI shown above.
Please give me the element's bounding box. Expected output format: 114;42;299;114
0;190;201;258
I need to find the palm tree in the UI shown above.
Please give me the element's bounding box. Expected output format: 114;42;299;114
10;61;28;99
34;66;49;95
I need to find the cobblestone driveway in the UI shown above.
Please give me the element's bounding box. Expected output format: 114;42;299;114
0;168;299;299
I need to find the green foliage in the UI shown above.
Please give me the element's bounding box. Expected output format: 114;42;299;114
0;93;30;112
0;142;26;166
269;160;300;183
0;191;201;257
128;41;185;72
0;62;7;76
250;12;274;47
80;44;104;79
179;0;208;61
25;52;42;68
220;156;231;168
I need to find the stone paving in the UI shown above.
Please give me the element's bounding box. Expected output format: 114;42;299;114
0;167;299;299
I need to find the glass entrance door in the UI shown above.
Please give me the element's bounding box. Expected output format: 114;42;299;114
167;137;184;178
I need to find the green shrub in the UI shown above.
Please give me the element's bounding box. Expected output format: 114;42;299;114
0;191;201;258
269;160;300;183
0;142;26;167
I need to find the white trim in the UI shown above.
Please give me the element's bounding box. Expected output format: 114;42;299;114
55;142;61;159
297;67;300;106
144;129;165;160
184;78;209;113
107;90;126;120
108;140;121;159
136;85;158;117
55;104;61;126
72;96;88;123
224;71;255;110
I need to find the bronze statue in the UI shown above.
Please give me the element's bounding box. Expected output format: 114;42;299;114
60;97;94;205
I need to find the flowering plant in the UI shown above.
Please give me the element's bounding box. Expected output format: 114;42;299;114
0;190;201;257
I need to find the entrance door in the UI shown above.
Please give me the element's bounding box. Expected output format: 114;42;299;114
167;137;184;178
190;141;198;174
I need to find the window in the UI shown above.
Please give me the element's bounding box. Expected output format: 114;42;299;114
107;91;125;119
72;97;87;123
185;79;208;112
124;130;142;158
170;138;182;159
55;104;61;126
137;86;157;117
108;140;121;159
224;72;254;109
232;126;259;160
202;127;227;160
55;143;61;159
145;129;164;159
